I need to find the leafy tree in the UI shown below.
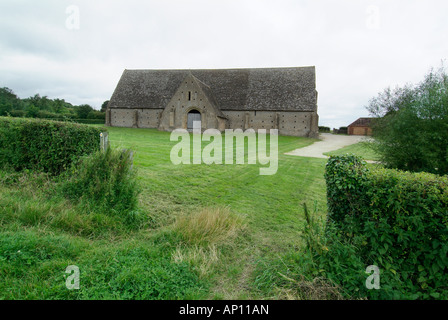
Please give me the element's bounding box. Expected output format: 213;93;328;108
75;104;94;119
0;86;98;121
52;99;66;114
0;87;18;103
101;100;109;112
25;94;52;111
0;87;21;115
26;105;39;118
367;64;448;175
87;110;106;120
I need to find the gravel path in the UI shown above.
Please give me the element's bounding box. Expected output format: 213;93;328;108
285;133;368;159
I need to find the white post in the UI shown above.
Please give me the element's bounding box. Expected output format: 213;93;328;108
100;132;109;151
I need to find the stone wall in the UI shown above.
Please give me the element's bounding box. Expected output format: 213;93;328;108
109;108;319;137
222;110;318;137
158;74;223;131
109;108;135;127
110;108;162;128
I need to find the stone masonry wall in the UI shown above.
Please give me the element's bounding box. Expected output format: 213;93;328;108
222;110;318;137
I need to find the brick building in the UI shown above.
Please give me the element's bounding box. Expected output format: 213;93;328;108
348;117;373;136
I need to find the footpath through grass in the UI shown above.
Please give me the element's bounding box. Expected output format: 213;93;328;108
0;126;328;299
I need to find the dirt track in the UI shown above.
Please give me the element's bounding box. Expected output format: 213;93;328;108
285;133;368;159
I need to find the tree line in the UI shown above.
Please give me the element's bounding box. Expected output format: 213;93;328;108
0;87;108;121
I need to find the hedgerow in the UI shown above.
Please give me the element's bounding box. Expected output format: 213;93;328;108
0;117;103;175
324;154;448;299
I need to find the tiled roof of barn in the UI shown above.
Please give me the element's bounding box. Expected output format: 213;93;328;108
189;73;226;118
348;118;374;127
108;67;317;111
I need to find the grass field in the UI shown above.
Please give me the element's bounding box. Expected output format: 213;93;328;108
323;141;380;161
0;126;331;299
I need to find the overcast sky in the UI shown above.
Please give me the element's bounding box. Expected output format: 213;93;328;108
0;0;447;128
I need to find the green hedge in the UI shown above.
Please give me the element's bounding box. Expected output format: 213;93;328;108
325;154;448;299
319;126;331;133
334;127;348;135
70;119;105;125
0;117;104;175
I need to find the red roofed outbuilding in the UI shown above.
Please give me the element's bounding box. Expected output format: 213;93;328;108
348;117;373;136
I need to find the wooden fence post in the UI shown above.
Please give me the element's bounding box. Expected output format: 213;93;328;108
128;150;134;171
100;132;109;151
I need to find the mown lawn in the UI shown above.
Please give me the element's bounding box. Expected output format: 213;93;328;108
323;141;380;161
0;126;328;299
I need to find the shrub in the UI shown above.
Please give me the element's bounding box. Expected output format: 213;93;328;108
366;65;448;175
71;119;105;125
61;148;140;218
333;127;348;135
8;110;26;118
0;117;103;175
325;154;369;226
338;127;348;134
319;126;331;133
75;104;94;119
324;154;448;299
87;110;106;120
36;110;63;120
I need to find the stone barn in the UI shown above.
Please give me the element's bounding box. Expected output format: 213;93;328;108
106;66;319;137
348;117;373;136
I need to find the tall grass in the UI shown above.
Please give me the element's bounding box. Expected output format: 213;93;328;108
171;207;246;284
61;148;140;218
0;146;144;238
0;126;329;299
173;207;246;245
172;245;220;278
253;203;346;300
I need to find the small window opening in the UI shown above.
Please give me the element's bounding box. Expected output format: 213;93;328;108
188;92;191;101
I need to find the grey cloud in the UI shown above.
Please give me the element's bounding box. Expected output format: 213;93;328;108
0;0;447;126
